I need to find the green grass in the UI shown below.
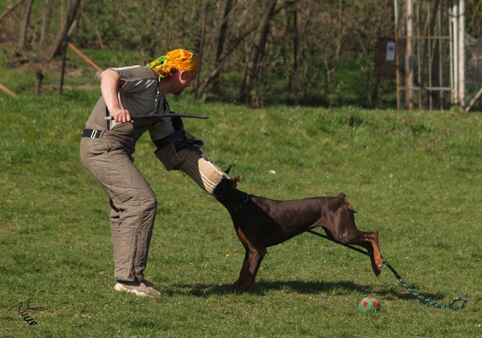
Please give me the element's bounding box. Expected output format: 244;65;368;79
1;89;481;337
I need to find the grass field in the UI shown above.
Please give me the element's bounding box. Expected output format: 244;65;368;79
1;87;481;337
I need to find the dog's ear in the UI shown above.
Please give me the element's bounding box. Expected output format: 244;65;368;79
224;164;235;175
233;175;243;187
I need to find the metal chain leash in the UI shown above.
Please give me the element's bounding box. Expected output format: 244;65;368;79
381;260;467;310
307;230;468;311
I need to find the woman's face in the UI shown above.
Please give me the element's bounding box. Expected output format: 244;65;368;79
171;70;196;95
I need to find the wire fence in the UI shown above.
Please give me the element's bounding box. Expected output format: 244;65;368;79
465;35;482;112
394;0;482;112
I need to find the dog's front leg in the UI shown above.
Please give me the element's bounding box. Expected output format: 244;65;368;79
224;245;266;291
223;246;250;290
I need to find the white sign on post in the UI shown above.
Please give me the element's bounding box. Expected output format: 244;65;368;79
386;42;396;61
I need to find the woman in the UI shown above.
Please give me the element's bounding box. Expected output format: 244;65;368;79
80;49;231;296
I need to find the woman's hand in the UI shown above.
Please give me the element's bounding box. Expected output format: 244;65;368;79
111;108;132;123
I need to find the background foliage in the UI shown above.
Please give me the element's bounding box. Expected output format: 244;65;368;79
2;0;482;108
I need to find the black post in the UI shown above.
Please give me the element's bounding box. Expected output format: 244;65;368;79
59;0;71;94
59;37;68;94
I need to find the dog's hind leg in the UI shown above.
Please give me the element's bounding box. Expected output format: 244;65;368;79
321;196;384;276
349;231;383;276
328;225;384;276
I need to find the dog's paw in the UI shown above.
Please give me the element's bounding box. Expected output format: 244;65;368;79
222;283;236;290
222;280;253;292
371;258;384;276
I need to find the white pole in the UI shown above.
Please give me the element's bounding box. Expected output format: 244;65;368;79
453;0;459;105
449;6;454;105
406;0;414;110
458;0;465;108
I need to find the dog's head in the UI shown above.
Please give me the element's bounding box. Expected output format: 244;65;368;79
223;164;243;189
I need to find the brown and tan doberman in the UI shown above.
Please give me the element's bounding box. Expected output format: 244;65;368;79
216;175;384;292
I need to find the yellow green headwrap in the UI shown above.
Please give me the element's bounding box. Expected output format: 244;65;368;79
146;49;198;79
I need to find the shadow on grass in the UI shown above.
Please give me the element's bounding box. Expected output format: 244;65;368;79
167;279;445;303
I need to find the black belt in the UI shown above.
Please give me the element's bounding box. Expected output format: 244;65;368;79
82;129;103;138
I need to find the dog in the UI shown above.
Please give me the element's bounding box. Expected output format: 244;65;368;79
215;175;384;291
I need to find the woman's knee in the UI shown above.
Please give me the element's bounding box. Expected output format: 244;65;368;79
141;193;158;212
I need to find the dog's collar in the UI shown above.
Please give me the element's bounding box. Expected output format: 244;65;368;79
229;193;250;214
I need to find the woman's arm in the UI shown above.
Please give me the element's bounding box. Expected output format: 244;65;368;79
100;69;132;123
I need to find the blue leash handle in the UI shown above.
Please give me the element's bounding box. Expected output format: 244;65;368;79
307;230;468;310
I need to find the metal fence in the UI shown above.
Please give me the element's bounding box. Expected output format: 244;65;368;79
394;0;480;111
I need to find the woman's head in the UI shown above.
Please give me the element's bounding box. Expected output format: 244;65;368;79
146;49;198;79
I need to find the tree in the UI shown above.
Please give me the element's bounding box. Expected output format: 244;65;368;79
2;0;409;107
194;0;209;98
0;0;23;22
196;0;295;102
47;0;82;60
39;0;53;47
210;0;234;96
239;0;278;105
18;0;34;50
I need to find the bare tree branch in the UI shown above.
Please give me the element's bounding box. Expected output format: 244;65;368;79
198;0;296;99
0;0;22;22
47;0;81;60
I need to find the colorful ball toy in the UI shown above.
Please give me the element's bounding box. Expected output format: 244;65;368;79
359;296;380;312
